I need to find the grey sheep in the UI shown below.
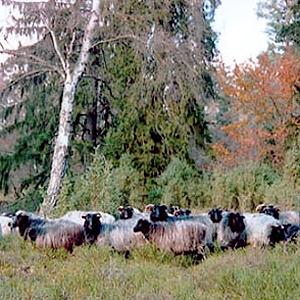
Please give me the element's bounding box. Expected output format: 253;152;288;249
82;215;147;254
133;219;209;260
11;210;85;252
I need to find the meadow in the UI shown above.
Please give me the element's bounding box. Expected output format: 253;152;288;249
0;235;299;300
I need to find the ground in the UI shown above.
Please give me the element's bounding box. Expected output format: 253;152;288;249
0;235;299;299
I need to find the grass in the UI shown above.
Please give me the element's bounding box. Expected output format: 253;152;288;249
0;235;299;300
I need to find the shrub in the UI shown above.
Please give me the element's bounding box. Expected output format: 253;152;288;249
155;157;212;208
56;152;146;215
210;163;280;211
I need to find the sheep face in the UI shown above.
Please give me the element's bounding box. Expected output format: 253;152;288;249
144;204;155;214
82;213;102;245
11;213;30;236
228;213;245;233
133;219;151;236
150;205;168;222
118;206;134;220
82;213;101;231
256;204;280;219
167;205;180;215
174;209;191;217
261;207;280;220
208;208;223;223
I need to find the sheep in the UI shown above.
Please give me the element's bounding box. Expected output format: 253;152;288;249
217;212;247;250
173;208;192;217
60;210;115;226
167;205;180;215
208;208;225;223
0;215;13;237
165;205;192;218
279;211;300;226
133;219;208;260
11;210;85;252
243;213;285;247
256;204;280;219
146;209;215;247
10;210;46;238
82;213;102;244
144;204;155;214
106;220;147;254
256;203;300;226
149;204;175;222
32;221;86;252
117;206;148;220
82;213;147;254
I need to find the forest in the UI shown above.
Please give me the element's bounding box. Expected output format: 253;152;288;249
0;0;299;215
0;0;299;299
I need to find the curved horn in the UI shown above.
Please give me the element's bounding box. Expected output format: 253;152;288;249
255;203;266;212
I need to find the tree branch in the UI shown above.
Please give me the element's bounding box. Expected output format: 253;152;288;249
0;69;53;103
90;34;146;49
46;24;67;76
0;49;64;77
66;31;76;70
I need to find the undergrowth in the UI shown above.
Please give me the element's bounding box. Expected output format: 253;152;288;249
0;235;299;300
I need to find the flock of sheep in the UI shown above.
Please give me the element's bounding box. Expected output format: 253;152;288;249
0;203;299;261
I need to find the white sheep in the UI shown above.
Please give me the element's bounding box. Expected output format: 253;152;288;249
243;213;285;247
0;216;13;237
60;210;115;226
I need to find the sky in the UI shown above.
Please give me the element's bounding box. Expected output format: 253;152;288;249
212;0;270;66
0;1;270;65
0;6;16;63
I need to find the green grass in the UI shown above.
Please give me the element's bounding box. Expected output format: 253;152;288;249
0;236;299;300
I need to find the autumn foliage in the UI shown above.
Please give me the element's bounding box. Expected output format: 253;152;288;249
214;49;300;167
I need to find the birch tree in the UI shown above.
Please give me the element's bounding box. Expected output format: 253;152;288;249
0;0;101;215
42;0;100;214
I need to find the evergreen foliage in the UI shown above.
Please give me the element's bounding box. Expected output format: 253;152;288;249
0;80;60;197
1;0;219;211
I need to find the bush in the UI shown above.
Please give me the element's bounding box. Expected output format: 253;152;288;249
210;163;280;211
155;157;212;208
56;152;146;215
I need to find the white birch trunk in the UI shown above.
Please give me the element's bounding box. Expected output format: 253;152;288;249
41;0;101;215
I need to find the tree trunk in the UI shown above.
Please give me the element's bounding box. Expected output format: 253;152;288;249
40;0;101;216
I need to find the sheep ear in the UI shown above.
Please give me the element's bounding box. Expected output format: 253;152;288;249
118;206;124;212
82;215;87;219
